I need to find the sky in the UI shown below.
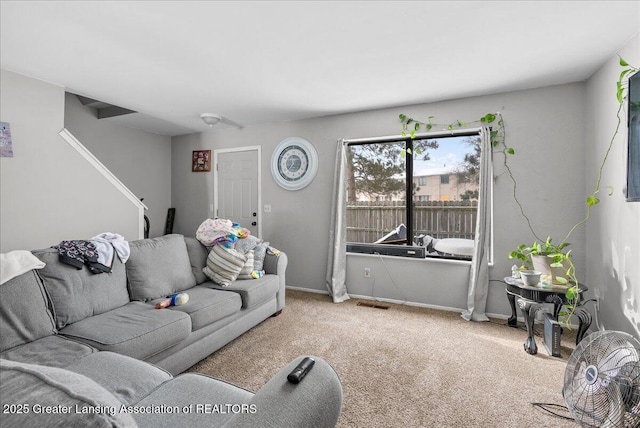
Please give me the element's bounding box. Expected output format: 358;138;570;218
413;136;475;177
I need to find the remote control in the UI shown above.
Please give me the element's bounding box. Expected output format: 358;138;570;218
287;357;315;384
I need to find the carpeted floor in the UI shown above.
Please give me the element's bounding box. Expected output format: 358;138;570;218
187;289;580;427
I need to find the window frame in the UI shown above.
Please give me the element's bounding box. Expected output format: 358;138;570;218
343;127;489;261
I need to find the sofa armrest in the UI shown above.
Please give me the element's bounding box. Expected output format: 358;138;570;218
222;356;342;428
264;252;287;312
263;251;287;276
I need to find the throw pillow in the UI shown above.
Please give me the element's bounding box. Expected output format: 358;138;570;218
235;235;262;255
203;244;247;287
237;250;255;280
253;241;270;272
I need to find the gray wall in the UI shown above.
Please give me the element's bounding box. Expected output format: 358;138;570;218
0;69;140;251
171;82;587;318
585;33;640;337
64;93;172;238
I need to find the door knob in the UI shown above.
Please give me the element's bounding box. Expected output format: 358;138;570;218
251;221;257;226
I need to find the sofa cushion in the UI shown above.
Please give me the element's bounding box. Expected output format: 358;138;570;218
184;236;209;284
0;270;56;352
202;244;246;287
151;286;242;331
66;352;172;406
127;234;197;301
59;302;191;361
208;274;280;309
33;247;130;329
0;358;137;427
132;373;252;428
0;335;96;368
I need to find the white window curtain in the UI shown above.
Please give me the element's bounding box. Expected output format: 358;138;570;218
462;126;492;322
325;140;350;303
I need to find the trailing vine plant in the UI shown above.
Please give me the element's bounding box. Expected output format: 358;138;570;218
398;57;638;328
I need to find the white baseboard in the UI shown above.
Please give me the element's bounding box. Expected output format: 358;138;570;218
284;286;581;328
286;286;466;314
348;293;467;315
286;285;330;295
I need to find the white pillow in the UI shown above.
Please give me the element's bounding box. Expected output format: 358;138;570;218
203;245;246;287
237;250;256;280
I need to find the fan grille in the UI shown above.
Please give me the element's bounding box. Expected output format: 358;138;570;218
564;331;640;428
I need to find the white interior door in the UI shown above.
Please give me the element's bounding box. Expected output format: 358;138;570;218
214;147;261;238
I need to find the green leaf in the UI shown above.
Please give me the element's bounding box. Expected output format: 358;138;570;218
414;122;420;131
410;130;416;139
400;150;406;159
617;82;624;104
556;277;568;287
414;148;423;155
620;57;629;66
586;195;600;207
507;148;515;155
620;69;631;82
406;148;412;155
481;113;496;123
399;114;406;121
426;124;432;131
490;130;498;138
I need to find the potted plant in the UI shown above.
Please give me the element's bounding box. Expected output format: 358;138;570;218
400;57;638;327
509;237;572;285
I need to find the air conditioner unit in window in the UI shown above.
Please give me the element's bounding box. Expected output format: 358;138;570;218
346;243;426;259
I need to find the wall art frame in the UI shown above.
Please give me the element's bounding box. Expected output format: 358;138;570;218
192;150;211;172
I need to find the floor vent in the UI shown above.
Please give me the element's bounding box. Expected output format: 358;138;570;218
357;301;390;310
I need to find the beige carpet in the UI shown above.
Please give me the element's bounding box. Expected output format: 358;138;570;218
187;290;580;427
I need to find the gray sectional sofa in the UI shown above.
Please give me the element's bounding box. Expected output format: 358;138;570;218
0;234;343;427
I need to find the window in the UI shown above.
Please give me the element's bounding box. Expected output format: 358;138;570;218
345;130;487;260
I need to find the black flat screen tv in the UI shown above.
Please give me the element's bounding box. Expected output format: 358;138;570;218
627;70;640;202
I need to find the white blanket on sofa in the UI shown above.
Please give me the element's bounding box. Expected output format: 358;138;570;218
0;250;45;285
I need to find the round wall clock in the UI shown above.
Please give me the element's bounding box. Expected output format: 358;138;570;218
271;137;318;190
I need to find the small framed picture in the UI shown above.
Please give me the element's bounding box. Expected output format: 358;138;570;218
192;150;211;172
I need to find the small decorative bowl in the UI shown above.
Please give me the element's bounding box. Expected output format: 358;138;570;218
520;270;542;286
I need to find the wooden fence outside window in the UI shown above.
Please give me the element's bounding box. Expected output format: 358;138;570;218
346;200;478;243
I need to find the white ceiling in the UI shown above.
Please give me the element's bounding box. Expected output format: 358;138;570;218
1;1;639;137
